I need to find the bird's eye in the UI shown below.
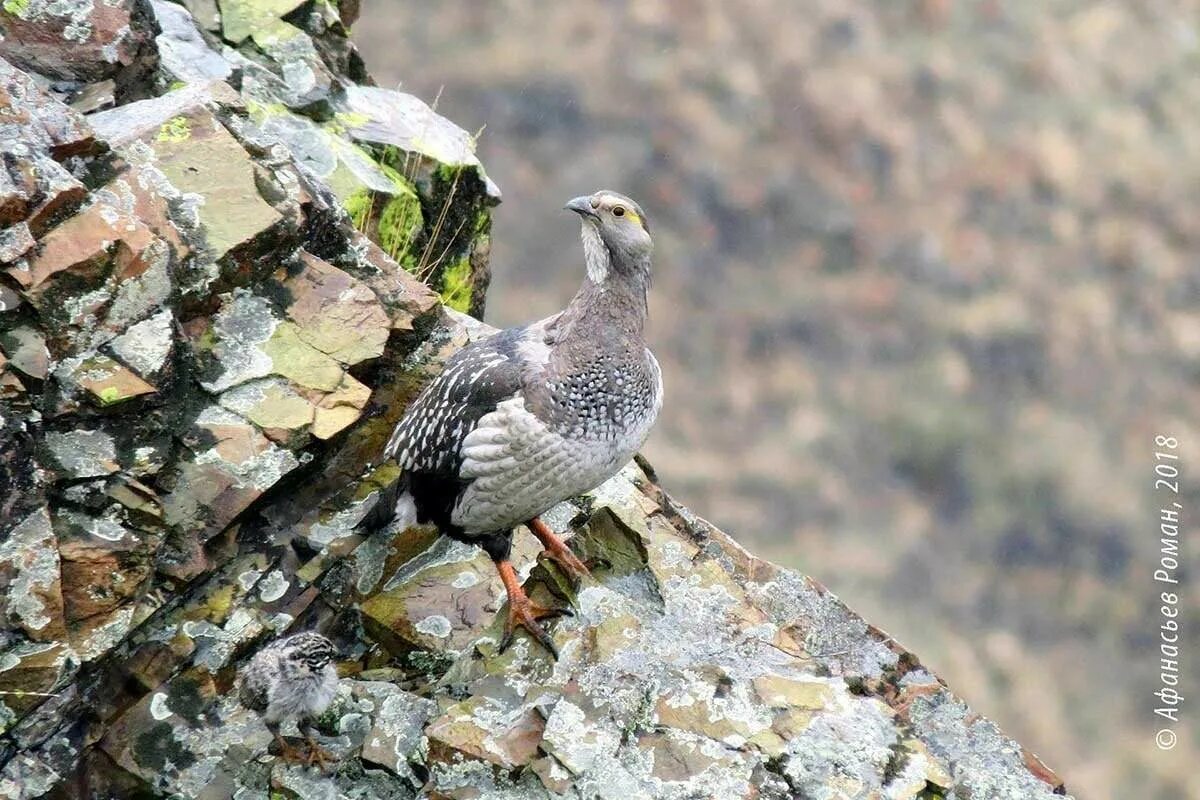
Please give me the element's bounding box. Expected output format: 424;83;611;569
612;206;625;217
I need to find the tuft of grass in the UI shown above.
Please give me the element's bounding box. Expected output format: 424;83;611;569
343;96;490;314
345;187;374;234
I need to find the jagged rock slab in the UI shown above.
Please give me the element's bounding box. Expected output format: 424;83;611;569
148;0;232;85
0;0;146;83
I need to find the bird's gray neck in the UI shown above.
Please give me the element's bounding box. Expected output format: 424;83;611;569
523;235;655;431
558;257;651;348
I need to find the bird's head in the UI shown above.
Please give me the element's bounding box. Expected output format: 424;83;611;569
565;190;652;284
281;632;337;673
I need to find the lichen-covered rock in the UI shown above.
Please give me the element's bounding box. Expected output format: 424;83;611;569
0;0;148;84
333;85;500;315
148;0;231;86
0;509;66;644
0;3;1071;799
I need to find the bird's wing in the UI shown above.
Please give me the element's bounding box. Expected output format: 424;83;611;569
385;319;554;476
237;660;271;713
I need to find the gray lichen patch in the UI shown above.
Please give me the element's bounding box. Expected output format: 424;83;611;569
908;691;1066;800
744;566;900;680
191;407;300;490
186;607;266;674
108;309;174;378
75;605;138;662
778;689;898;798
102;238;174;339
44;429;118;478
305;500;376;549
0;753;63;800
0;509;64;639
218;377;315;433
357;681;436;780
256;570;289;602
198;290;280;393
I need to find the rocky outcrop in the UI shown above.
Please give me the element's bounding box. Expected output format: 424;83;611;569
0;2;1070;798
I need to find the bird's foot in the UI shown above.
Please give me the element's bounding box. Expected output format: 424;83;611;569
501;593;572;658
528;517;591;581
303;734;336;772
272;732;308;765
495;558;572;658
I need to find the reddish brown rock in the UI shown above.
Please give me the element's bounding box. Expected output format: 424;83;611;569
0;0;145;83
66;354;157;407
55;511;152;624
13;195;155;294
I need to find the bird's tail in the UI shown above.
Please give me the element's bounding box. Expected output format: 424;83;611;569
360;470;417;534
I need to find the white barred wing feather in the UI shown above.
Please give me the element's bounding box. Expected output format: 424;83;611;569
384;347;519;475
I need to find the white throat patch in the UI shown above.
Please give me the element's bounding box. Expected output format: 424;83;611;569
580;223;610;284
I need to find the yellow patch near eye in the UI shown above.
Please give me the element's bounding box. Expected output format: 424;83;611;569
625;211;642;227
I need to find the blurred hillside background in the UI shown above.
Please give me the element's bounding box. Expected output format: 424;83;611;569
356;2;1199;797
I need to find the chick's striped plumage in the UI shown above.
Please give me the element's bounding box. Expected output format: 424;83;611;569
238;632;338;723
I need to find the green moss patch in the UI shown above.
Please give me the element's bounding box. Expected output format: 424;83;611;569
437;255;473;313
156;116;191;144
342;164;424;267
2;0;30;18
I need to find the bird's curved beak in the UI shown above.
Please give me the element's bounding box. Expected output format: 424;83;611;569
565;196;598;219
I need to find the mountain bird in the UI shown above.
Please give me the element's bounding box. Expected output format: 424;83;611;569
381;190;662;657
238;631;339;768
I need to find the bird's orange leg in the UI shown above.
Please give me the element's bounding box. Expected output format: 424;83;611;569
496;559;571;657
527;517;591;580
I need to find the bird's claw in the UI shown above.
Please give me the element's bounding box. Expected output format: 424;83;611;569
499;597;571;658
304;735;336;772
273;731;335;772
273;736;307;765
